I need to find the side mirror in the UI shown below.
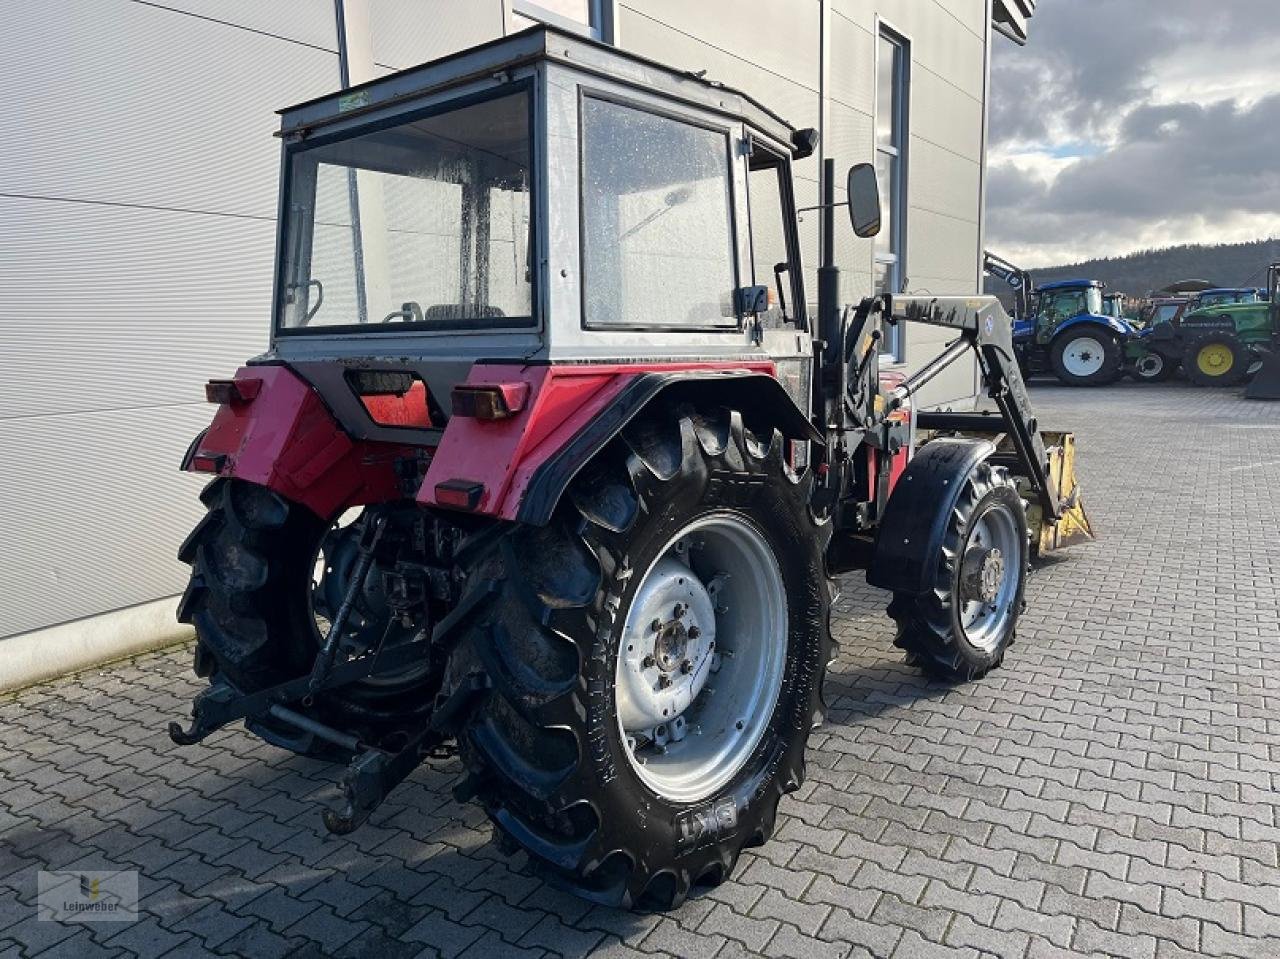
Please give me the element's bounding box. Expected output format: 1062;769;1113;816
847;163;882;239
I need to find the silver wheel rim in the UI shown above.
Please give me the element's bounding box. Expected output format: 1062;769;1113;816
615;512;787;803
1137;354;1164;378
1063;336;1107;377
957;503;1021;652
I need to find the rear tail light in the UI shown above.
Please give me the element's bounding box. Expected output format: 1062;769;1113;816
451;383;529;420
189;453;227;474
435;480;485;511
205;378;262;405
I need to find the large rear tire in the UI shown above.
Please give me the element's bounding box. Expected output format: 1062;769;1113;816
1183;331;1250;387
1050;326;1122;386
177;479;434;755
889;461;1028;681
437;405;833;908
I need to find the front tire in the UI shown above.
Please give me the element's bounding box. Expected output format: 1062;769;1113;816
1050;326;1122;386
1129;350;1177;382
889;461;1028;681
438;406;833;908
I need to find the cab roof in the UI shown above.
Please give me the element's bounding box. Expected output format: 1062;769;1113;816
1038;279;1102;292
277;25;803;154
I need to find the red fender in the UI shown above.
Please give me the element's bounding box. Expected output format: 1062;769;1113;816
420;361;776;520
184;365;414;520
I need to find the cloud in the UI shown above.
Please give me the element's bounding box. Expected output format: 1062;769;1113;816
986;0;1280;266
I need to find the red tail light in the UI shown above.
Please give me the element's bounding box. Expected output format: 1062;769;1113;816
189;453;227;473
435;480;485;510
451;383;529;420
206;378;262;405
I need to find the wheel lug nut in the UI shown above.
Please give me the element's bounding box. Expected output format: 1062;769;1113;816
680;660;692;674
673;604;685;619
658;675;672;689
650;618;662;632
687;626;701;639
641;654;656;669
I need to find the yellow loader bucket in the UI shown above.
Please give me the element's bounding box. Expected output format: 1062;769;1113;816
1027;431;1094;554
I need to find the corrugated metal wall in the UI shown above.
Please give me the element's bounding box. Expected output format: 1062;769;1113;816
0;0;991;640
0;0;341;638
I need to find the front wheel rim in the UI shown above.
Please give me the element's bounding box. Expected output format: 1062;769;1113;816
1063;337;1107;377
1137;354;1165;378
957;503;1022;652
615;513;787;803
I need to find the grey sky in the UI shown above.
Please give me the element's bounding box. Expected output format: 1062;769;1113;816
986;0;1280;267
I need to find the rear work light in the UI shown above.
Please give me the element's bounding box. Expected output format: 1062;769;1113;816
451;382;529;420
205;378;262;405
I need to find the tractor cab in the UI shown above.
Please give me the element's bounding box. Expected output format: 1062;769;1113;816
1143;296;1191;329
1027;280;1109;343
1193;287;1260;310
1102;292;1127;322
266;26;813;441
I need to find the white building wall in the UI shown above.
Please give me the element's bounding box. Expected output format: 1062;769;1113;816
0;0;999;658
0;0;340;640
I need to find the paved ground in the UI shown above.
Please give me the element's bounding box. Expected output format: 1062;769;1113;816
2;381;1279;959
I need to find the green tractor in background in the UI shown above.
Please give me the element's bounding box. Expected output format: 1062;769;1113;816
1129;270;1279;388
1175;271;1277;387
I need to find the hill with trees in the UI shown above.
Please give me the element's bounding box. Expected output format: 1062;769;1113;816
984;238;1280;300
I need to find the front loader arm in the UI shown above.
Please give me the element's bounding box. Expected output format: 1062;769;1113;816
878;295;1060;522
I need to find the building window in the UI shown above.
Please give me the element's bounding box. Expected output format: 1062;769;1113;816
875;26;908;361
512;0;606;40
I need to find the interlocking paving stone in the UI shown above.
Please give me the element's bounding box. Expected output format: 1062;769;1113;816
1;383;1278;957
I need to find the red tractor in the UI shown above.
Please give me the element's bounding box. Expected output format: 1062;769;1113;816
172;27;1091;908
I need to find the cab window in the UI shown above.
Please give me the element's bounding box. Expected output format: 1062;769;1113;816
580;95;737;329
747;145;799;327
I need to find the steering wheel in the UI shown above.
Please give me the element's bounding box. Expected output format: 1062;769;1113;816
382;301;424;324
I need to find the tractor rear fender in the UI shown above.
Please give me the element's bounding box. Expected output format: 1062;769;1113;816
420;363;820;525
1054;315;1132;340
866;437;996;596
180;364;414;520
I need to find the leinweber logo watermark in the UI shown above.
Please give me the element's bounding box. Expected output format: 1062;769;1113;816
38;870;138;922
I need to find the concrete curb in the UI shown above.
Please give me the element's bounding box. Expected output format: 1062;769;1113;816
0;597;194;693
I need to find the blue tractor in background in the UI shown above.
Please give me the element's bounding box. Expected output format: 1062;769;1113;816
984;253;1137;386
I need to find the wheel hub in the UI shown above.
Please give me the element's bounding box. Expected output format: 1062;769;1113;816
616;558;716;734
961;545;1005;604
